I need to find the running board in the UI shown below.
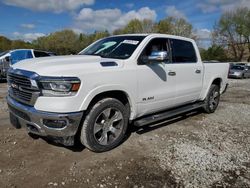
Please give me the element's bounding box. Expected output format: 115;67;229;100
134;102;205;127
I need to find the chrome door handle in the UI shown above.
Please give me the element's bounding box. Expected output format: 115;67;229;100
168;71;176;76
195;69;201;74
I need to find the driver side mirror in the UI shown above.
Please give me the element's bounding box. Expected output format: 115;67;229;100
138;51;169;65
147;51;169;63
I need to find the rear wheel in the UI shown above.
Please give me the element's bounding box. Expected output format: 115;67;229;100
80;98;129;152
203;84;220;113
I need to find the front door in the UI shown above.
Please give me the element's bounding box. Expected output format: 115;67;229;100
136;38;176;117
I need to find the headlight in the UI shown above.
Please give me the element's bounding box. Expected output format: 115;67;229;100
39;77;81;97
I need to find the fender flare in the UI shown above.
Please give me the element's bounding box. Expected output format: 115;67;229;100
80;85;136;120
200;77;222;100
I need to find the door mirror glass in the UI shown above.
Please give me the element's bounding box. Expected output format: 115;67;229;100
148;51;169;63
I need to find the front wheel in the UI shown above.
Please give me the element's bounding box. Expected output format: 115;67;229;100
203;84;220;113
80;98;129;152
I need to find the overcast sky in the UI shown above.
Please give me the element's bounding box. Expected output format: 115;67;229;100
0;0;249;46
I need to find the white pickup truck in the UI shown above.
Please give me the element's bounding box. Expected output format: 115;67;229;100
7;34;229;152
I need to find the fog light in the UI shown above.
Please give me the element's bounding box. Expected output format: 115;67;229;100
43;119;67;128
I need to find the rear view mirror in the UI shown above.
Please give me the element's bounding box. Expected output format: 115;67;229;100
148;51;169;63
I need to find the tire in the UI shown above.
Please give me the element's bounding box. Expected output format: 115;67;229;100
80;98;129;152
203;84;220;113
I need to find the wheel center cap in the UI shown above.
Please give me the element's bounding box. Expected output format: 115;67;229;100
103;121;111;130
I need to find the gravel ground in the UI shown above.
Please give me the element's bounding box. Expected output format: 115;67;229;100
0;79;249;188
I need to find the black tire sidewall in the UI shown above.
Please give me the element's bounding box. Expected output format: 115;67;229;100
81;98;129;152
204;84;220;113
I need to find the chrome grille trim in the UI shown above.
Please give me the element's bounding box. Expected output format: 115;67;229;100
7;68;40;106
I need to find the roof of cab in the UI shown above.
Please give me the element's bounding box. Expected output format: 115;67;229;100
112;33;195;43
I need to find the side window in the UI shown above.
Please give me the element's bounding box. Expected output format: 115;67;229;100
170;39;197;63
138;38;169;65
11;50;33;64
34;51;50;57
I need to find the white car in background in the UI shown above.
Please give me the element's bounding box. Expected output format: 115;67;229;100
0;49;55;80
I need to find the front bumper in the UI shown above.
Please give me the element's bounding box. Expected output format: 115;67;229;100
7;95;83;144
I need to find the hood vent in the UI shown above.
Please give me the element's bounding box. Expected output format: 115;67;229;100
100;62;118;67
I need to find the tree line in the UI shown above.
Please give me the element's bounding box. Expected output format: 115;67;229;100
0;7;250;62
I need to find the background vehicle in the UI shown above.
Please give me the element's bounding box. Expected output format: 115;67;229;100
0;50;12;79
7;34;229;152
0;49;55;80
228;64;250;78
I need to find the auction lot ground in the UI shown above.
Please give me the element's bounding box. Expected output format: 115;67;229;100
0;79;249;188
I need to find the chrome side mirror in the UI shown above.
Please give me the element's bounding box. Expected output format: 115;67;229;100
148;51;169;62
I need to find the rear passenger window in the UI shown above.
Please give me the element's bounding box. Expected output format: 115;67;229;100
170;39;197;63
34;51;50;57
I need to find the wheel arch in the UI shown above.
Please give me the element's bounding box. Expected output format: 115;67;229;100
211;78;222;89
200;77;223;100
80;87;136;120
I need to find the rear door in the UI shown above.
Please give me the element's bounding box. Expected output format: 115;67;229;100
169;39;203;105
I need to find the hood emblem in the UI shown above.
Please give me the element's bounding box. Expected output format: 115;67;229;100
11;82;19;90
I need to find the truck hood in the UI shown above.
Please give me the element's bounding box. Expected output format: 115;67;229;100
12;55;124;76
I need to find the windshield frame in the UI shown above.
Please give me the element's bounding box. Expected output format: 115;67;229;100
79;35;147;60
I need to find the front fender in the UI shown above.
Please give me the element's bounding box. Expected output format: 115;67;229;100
80;85;136;120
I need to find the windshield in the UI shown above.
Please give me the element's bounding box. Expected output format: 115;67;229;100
232;65;244;70
79;36;146;59
10;50;33;64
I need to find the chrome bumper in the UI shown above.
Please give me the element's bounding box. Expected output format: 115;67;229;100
7;95;83;138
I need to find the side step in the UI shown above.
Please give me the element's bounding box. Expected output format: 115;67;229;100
134;102;205;127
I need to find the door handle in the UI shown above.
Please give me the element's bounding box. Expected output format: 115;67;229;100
195;69;201;74
168;71;176;76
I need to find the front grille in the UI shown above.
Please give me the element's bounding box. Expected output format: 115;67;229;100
7;71;40;106
12;87;33;102
8;104;31;121
8;73;32;103
8;73;31;88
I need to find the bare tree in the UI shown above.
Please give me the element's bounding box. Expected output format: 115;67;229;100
213;8;250;61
